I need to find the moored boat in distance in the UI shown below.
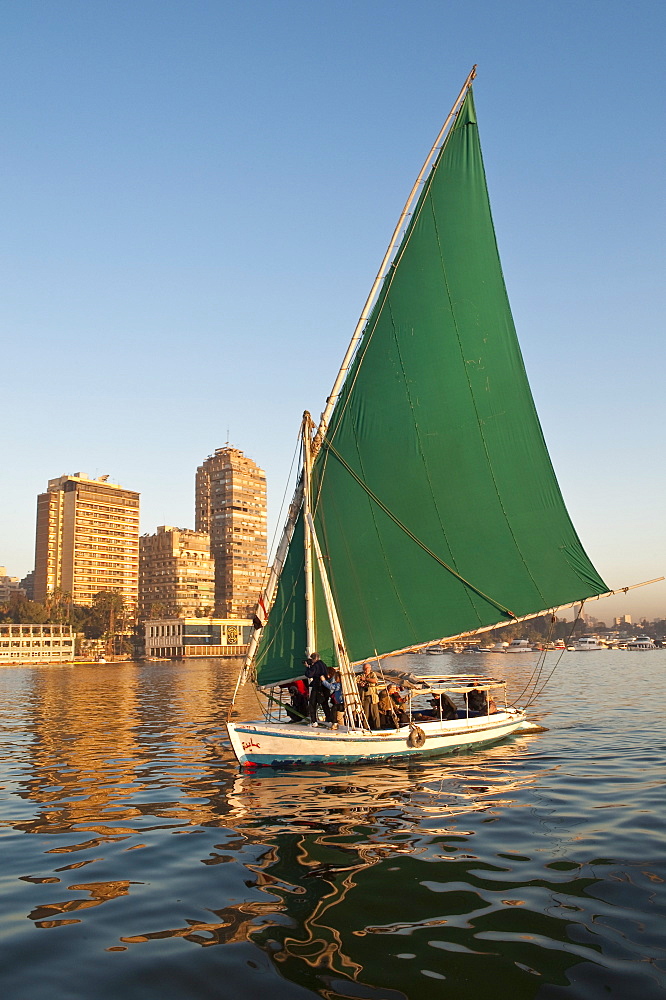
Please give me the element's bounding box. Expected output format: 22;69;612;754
226;68;655;768
505;639;535;653
489;639;534;653
625;636;657;650
573;636;606;651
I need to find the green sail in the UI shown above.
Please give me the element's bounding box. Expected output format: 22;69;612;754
254;509;307;686
254;508;337;686
255;86;608;682
308;87;608;664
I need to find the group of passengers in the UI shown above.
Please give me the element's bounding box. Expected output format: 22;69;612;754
283;655;401;730
283;653;345;729
283;654;497;729
413;684;497;719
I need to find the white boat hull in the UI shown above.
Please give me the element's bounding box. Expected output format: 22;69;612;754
227;710;531;767
488;642;534;653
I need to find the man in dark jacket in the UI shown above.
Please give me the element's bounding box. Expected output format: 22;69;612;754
305;652;329;724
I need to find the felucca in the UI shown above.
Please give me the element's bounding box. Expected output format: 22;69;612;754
227;69;660;767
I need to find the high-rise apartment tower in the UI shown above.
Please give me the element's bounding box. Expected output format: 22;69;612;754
139;526;215;619
33;474;140;610
195;447;267;618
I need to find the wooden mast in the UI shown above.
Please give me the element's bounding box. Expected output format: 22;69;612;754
306;511;366;729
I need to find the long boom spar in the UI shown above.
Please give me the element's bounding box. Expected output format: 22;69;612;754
374;577;665;663
312;64;477;453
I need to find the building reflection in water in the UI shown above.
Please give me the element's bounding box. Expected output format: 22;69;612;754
13;659;247;841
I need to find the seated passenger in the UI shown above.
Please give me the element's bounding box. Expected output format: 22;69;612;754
322;668;344;728
468;682;498;714
419;692;457;721
378;686;400;728
283;678;308;722
388;684;409;726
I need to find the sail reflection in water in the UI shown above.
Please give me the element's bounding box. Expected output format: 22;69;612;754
223;742;665;1000
223;750;543;992
1;656;665;1000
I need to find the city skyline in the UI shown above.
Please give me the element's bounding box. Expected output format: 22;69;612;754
12;446;268;622
4;451;664;627
1;2;664;622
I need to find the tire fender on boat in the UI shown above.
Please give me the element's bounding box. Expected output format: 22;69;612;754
407;725;426;748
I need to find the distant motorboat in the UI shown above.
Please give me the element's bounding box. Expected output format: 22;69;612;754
573;637;606;651
625;636;656;650
505;639;535;653
489;639;534;654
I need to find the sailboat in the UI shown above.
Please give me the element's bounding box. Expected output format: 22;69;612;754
226;69;648;767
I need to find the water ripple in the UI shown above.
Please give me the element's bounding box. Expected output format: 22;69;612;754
1;655;665;999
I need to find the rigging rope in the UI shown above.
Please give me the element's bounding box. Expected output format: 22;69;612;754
509;613;557;706
523;603;587;709
506;605;585;711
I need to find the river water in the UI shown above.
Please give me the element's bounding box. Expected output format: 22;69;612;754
1;651;664;1000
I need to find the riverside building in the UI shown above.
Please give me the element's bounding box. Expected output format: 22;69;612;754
0;624;75;663
33;474;140;612
195;446;267;618
144;617;252;659
139;526;215;619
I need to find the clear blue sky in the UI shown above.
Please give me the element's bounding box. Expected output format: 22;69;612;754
1;0;664;622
